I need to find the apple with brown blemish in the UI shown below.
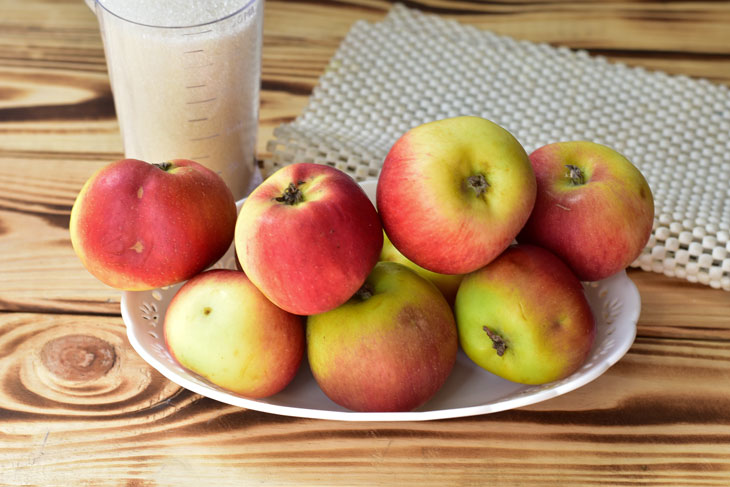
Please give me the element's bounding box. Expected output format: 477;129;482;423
69;158;237;290
235;162;383;316
517;141;654;281
306;261;458;412
164;269;304;398
455;244;596;385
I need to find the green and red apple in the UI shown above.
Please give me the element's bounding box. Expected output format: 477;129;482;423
376;116;536;275
455;244;596;385
235;162;383;316
70;158;237;290
164;269;304;398
518;141;654;281
307;261;458;412
380;231;463;306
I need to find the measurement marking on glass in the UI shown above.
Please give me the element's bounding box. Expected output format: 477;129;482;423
188;117;209;123
190;133;220;141
186;97;217;105
186;84;207;89
184;49;205;54
183;30;213;36
186;63;214;69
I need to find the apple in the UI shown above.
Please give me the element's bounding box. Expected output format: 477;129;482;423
306;261;458;412
69;158;237;290
455;244;596;385
164;269;304;398
235;162;383;316
379;231;463;306
517;141;654;281
376;116;536;275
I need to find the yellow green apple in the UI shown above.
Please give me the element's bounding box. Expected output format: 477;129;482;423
455;244;596;385
164;269;304;398
379;231;463;306
376;116;536;275
306;261;458;412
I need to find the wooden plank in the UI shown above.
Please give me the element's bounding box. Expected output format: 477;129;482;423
1;311;730;486
1;1;728;84
0;156;120;315
628;269;730;341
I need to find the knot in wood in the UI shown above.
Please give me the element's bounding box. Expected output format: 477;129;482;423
40;335;116;382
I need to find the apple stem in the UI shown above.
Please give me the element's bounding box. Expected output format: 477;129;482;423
275;182;305;205
565;164;585;185
483;326;507;356
354;283;375;301
466;174;490;197
153;162;173;172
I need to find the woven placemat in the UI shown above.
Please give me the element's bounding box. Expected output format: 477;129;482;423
264;4;730;290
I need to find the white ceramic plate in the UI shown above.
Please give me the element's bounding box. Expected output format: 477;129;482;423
121;179;640;421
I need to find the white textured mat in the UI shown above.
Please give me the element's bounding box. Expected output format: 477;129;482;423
264;4;730;290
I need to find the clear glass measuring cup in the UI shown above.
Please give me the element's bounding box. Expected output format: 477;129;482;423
86;0;264;200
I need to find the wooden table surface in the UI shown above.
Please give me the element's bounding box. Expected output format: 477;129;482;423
2;0;730;485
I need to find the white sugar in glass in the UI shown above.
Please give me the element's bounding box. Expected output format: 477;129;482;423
88;0;264;199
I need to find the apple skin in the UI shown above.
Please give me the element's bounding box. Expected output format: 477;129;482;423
235;163;383;316
455;244;596;385
376;116;536;275
306;261;458;412
379;231;463;306
517;141;654;281
164;269;304;398
69;158;237;291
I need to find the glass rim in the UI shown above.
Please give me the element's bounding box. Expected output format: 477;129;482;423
94;0;259;29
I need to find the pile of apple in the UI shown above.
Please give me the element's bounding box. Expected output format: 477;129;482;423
69;116;654;413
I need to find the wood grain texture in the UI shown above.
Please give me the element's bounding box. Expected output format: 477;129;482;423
1;0;729;485
627;269;730;341
2;312;730;487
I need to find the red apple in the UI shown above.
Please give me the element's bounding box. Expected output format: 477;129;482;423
69;158;237;290
164;269;304;398
376;116;536;275
455;244;596;385
235;163;383;316
517;141;654;281
306;261;458;412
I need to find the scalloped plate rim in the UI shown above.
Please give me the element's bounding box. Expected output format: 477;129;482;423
121;178;640;422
